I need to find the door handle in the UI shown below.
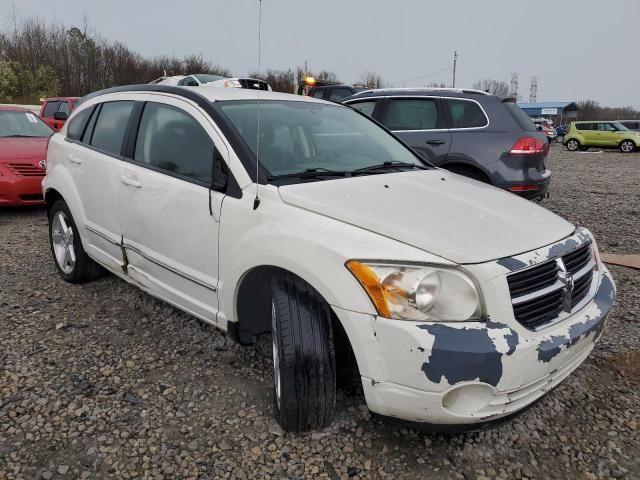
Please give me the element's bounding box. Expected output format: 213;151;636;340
68;154;82;165
426;140;446;145
120;175;142;188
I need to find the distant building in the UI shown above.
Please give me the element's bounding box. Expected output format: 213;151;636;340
517;101;579;125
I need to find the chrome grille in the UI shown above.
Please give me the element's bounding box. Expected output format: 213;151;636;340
507;242;595;330
8;163;46;177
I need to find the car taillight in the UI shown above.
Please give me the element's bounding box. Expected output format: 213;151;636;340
509;137;547;155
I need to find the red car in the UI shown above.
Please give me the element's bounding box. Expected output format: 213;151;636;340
39;97;79;131
0;106;54;206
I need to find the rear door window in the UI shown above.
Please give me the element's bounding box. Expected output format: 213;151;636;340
43;101;60;118
90;101;134;156
443;99;488;129
383;98;440;131
576;123;594;131
134;102;214;184
502;102;537;132
66;107;94;141
310;89;325;99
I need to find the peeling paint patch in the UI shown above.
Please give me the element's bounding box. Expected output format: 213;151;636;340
497;257;527;272
486;319;519;355
537;275;615;363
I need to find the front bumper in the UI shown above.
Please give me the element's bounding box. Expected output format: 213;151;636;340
0;170;45;206
334;268;615;427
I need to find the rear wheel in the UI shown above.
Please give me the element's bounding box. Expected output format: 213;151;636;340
566;139;580;151
620;140;636;153
48;200;104;283
270;273;336;431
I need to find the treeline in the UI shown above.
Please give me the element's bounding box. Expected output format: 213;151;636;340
0;16;369;102
576;100;640;121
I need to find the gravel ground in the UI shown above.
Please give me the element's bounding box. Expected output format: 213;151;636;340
1;145;639;480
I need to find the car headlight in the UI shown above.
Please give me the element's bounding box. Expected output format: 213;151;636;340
224;79;242;88
346;261;484;322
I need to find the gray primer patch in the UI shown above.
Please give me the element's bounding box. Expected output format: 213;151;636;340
418;321;519;387
497;257;528;272
547;231;590;260
537;275;615;363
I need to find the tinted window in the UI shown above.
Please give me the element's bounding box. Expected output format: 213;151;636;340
444;99;488;128
43;101;60;118
384;99;439;130
90;101;134;156
58;101;72;115
329;88;354;102
66;107;93;140
576;123;594;131
134;102;214;183
503;102;537;132
597;123;616;131
349;101;377;117
82;106;100;143
310;89;325;99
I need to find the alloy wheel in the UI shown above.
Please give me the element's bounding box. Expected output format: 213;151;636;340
51;211;76;274
621;141;634;153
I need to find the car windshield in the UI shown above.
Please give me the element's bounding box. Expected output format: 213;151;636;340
216;100;427;179
194;74;226;84
0;110;54;138
612;122;629;131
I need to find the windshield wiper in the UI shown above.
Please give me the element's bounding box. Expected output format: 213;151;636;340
352;161;428;174
268;168;352;181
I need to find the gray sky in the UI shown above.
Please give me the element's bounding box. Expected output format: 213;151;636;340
8;0;640;108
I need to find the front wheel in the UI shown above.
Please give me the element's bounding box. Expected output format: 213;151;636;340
270;273;336;431
566;139;580;151
48;199;104;283
620;140;636;153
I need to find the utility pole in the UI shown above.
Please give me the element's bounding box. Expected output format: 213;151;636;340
529;76;538;103
509;71;519;99
452;51;458;88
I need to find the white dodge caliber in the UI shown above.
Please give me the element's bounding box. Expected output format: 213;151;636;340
44;85;616;432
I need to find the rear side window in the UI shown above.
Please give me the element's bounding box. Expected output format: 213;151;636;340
502;102;537;132
90;101;134;156
384;99;439;131
576;123;594;131
329;88;355;102
349;101;377;117
134;102;214;184
597;123;615;131
444;99;488;128
310;89;325;99
58;101;72;115
43;101;60;118
66;107;93;141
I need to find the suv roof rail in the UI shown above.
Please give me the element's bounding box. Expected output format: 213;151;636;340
352;87;491;97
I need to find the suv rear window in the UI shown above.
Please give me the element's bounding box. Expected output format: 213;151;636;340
443;99;488;128
502;102;537;132
90;101;134;156
43;101;60;118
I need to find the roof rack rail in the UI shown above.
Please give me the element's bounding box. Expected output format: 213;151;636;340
352;87;491;96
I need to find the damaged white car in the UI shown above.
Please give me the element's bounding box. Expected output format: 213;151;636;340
43;85;616;432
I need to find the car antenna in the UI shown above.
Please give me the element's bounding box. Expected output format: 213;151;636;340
253;0;263;211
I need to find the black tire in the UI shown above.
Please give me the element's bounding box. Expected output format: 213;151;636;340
446;166;490;184
566;139;580;151
270;273;336;431
48;199;104;283
619;140;636;153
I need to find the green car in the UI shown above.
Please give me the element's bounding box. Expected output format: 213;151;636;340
563;121;640;153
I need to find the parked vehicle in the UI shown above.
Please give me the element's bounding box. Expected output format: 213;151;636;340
39;97;79;131
0;106;53;206
308;84;366;102
44;84;615;432
538;123;558;142
563;121;640;153
150;74;271;91
343;88;551;200
555;124;569;137
617;120;640;132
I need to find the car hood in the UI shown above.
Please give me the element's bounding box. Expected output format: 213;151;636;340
0;137;49;163
277;170;574;264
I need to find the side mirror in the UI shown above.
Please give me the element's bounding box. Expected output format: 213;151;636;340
54;111;68;121
536;125;543;131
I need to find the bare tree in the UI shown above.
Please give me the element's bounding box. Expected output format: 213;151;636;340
358;71;384;89
472;78;510;97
